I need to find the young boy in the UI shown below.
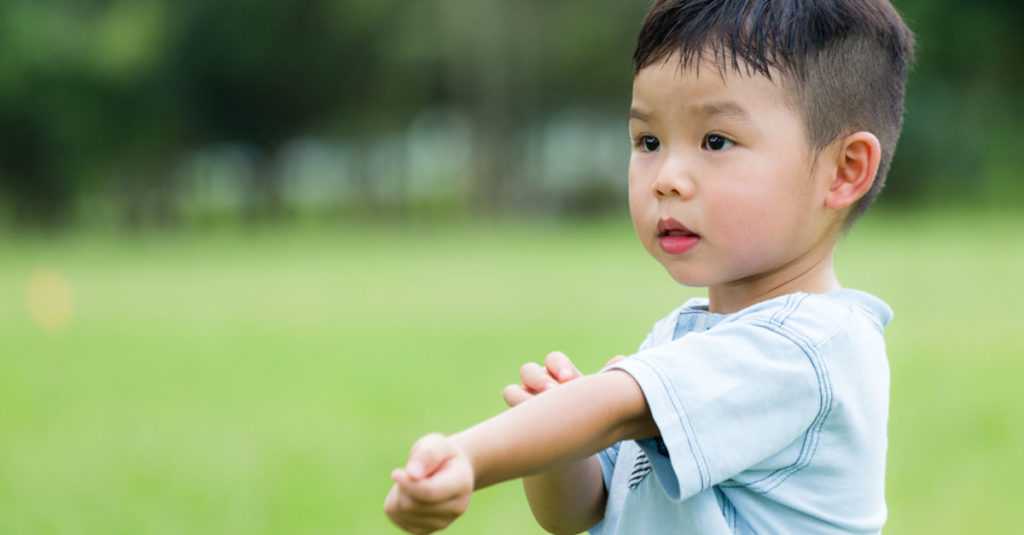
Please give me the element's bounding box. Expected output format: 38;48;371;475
384;0;913;533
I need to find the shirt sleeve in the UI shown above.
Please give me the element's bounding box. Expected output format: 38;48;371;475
592;327;658;491
610;319;827;501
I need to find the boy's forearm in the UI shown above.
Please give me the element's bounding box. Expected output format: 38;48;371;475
450;370;656;490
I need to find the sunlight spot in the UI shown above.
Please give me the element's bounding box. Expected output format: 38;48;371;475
26;267;75;333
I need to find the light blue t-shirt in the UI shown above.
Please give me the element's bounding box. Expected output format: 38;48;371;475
590;290;893;534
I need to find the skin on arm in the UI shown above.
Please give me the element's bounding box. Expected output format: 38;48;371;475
503;352;628;534
384;367;656;535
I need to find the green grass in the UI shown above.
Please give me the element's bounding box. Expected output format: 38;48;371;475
1;209;1022;534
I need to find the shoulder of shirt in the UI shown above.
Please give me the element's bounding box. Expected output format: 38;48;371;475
642;290;891;351
720;289;893;344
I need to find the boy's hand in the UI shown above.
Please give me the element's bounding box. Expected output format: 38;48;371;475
502;351;580;407
502;352;627;407
384;433;474;534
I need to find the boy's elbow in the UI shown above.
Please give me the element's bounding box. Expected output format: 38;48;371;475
536;515;600;535
526;483;604;535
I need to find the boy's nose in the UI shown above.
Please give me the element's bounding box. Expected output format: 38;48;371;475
652;164;696;200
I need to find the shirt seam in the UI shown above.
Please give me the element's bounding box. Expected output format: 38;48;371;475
720;317;835;494
632;357;713;491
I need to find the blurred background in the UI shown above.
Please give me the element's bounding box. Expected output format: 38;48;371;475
2;0;1022;227
1;0;1022;534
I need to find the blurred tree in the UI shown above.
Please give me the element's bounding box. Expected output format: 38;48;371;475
430;0;645;211
169;0;386;218
0;1;90;225
0;0;1020;226
0;0;180;226
886;0;1024;206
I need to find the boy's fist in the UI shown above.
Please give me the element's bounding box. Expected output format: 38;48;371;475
384;433;474;534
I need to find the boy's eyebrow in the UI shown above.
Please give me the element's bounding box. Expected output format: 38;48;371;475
629;107;650;121
629;102;751;123
691;101;751;122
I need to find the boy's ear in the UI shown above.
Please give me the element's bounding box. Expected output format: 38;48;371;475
825;131;881;211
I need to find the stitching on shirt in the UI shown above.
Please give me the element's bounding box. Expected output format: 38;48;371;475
768;293;801;327
654;358;712;490
713;487;738;529
646;294;846;497
635;358;712;490
758;326;831;491
738;315;835;494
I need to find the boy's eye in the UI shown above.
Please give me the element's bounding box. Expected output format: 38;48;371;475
702;134;734;151
638;135;660;152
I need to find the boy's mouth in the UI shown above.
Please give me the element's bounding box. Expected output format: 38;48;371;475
657;218;700;255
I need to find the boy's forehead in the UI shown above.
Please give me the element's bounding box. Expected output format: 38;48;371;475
632;58;785;113
633;52;787;90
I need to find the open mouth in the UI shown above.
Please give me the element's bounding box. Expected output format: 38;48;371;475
657;218;698;238
657;218;700;254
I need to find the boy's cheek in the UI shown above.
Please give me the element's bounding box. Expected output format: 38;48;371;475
627;187;654;225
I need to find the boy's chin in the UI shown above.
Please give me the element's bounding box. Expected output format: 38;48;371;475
661;267;709;288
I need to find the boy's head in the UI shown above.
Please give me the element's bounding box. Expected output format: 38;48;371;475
634;0;914;228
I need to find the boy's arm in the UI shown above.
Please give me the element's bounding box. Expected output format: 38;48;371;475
458;369;654;488
505;352;629;535
521;456;605;534
384;370;656;534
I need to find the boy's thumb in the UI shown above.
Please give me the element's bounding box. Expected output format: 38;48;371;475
604;355;627;369
406;433;449;480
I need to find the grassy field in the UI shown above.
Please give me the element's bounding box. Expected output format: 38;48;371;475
1;209;1022;534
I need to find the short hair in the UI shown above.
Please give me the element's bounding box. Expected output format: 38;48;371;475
634;0;914;228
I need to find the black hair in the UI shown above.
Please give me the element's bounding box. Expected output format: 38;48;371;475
634;0;914;227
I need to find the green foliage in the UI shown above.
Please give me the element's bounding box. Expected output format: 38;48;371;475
1;210;1021;533
885;0;1024;207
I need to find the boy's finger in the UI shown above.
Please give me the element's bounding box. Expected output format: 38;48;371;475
520;362;558;391
391;479;465;516
390;474;430;507
387;485;447;531
403;492;471;525
502;384;532;407
545;351;581;382
386;486;450;532
406;433;454;480
383;483;400;514
402;460;473;504
390;498;457;535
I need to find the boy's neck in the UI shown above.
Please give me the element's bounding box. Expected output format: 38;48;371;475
706;247;841;314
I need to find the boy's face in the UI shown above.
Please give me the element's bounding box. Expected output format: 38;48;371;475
628;56;840;306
